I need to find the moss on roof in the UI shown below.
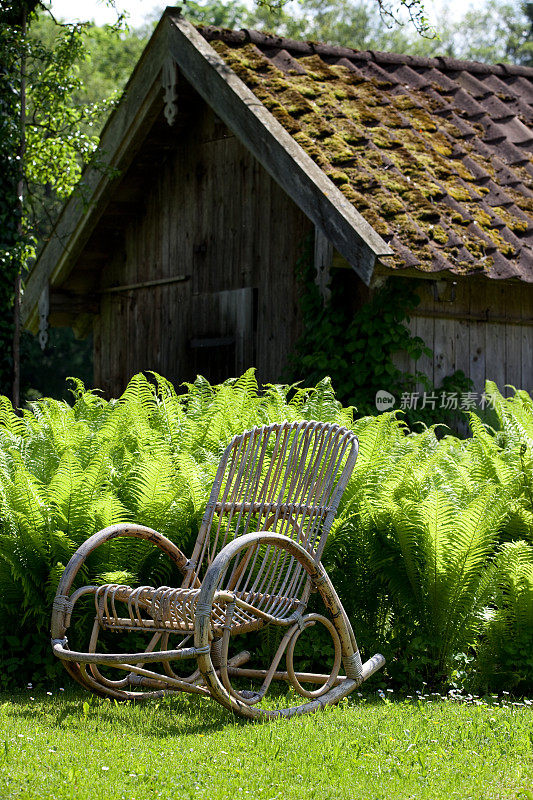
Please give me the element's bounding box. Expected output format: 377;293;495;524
209;37;533;280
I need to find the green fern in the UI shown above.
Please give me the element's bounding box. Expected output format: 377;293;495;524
475;541;533;692
1;373;533;690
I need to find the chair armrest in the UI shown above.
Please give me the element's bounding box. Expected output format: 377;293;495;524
194;531;336;639
51;523;195;638
193;532;379;703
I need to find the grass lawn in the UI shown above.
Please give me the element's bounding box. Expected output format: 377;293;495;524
0;688;532;800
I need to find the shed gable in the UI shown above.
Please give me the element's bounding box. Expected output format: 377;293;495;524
93;102;312;395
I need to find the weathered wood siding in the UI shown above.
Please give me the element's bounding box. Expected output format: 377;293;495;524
392;277;533;395
93;104;311;396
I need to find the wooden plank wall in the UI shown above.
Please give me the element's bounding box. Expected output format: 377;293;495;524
93;104;310;396
392;277;533;395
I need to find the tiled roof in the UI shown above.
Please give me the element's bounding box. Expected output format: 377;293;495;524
200;27;533;281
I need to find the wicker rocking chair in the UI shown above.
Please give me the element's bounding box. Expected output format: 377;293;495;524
51;420;385;719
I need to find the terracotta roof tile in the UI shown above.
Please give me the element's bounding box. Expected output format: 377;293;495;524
498;118;533;145
425;69;460;93
497;139;531;164
388;238;421;267
390;64;432;90
478;94;516;121
269;48;307;74
455;71;495;99
362;61;401;84
199;27;533;281
499;62;533;76
508;76;533;104
482;119;508;143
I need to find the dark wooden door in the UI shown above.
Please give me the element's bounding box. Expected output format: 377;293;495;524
188;288;254;383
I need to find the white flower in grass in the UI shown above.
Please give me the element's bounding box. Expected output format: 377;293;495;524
47;692;52;696
101;766;110;771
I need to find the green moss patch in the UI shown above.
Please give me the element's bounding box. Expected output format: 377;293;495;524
429;224;448;244
297;54;339;80
326;169;351;186
493;206;530;234
447;184;473;203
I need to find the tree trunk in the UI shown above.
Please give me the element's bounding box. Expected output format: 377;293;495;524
12;5;26;409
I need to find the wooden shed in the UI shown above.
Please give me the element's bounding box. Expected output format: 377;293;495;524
22;8;533;399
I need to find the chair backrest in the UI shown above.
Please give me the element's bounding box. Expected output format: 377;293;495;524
183;421;358;605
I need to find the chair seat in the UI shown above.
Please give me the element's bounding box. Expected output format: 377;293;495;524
94;583;302;635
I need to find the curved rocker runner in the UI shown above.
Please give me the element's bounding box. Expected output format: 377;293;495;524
51;420;385;719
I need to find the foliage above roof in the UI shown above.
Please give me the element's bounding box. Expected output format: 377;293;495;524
201;27;533;281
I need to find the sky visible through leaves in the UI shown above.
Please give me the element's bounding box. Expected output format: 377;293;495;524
48;0;490;31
